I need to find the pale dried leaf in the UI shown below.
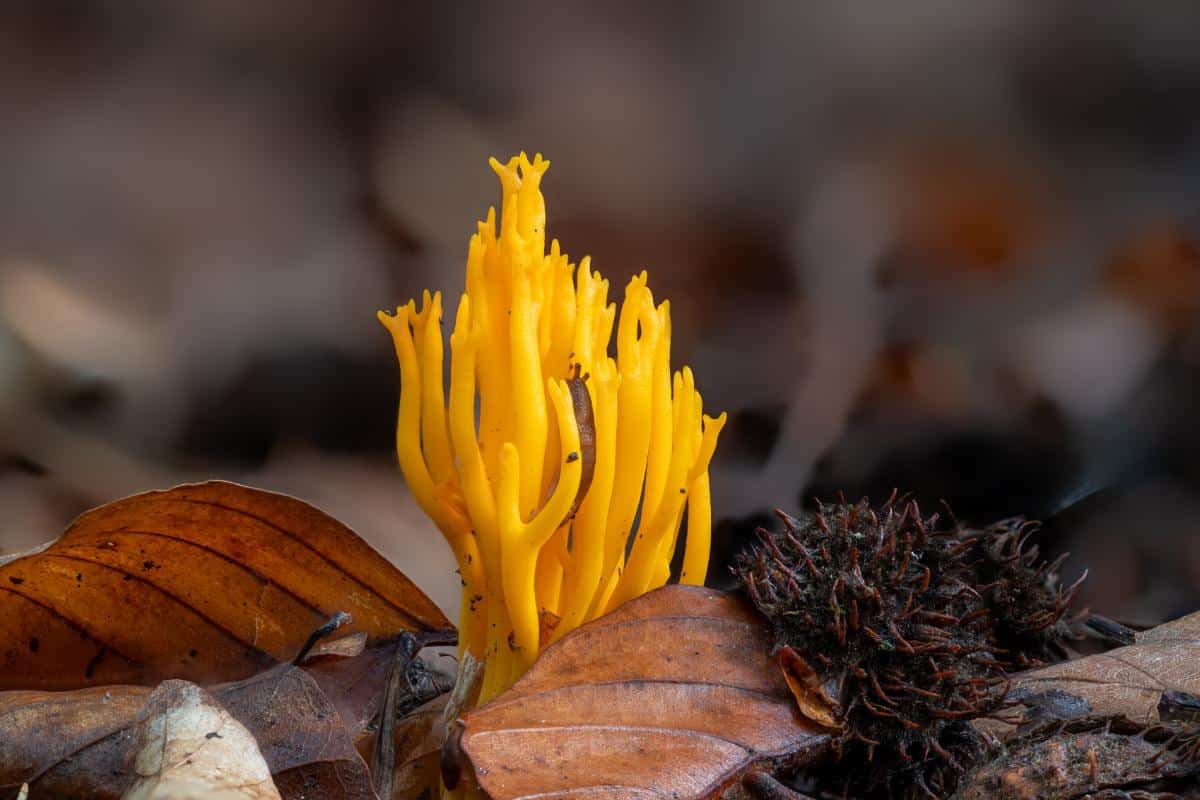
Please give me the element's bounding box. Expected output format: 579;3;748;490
305;632;368;661
123;681;280;800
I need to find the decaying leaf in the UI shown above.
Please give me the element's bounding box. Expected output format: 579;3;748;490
449;585;828;800
0;685;147;798
123;680;280;800
956;715;1199;800
0;481;450;690
301;637;410;755
384;652;482;800
213;657;377;799
996;610;1200;727
957;611;1200;799
0;639;415;799
393;693;448;800
392;650;483;800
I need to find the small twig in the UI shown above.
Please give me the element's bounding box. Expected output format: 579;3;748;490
742;771;817;800
291;611;352;665
412;628;458;649
1083;613;1137;647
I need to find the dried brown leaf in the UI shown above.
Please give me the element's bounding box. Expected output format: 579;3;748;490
214;659;378;799
0;640;409;798
0;481;450;690
392;694;448;800
0;685;146;798
449;585;828;800
1000;610;1200;727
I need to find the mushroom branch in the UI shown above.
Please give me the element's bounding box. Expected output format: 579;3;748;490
379;153;726;702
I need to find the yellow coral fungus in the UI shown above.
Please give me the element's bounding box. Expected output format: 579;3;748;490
379;153;725;702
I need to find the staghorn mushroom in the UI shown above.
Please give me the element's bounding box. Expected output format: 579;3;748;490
378;153;726;703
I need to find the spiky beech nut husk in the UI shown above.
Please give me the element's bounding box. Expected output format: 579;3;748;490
972;517;1085;667
735;497;1000;796
735;496;1020;798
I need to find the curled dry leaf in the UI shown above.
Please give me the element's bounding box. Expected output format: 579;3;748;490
123;680;280;800
0;481;450;690
449;585;828;800
0;639;410;799
776;646;840;731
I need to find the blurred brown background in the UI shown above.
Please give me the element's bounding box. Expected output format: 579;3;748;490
3;1;1199;625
